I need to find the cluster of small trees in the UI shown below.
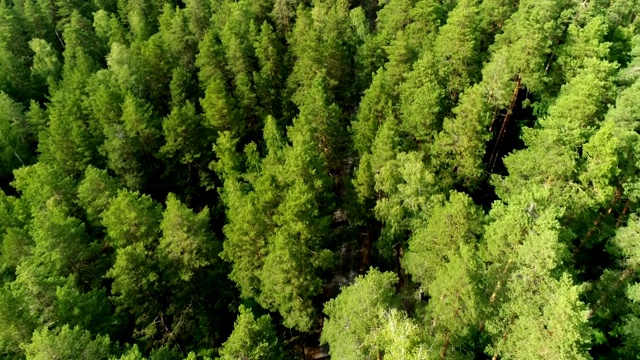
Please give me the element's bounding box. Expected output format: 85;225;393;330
1;0;640;359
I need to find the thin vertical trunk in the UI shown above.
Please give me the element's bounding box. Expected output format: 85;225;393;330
480;259;512;332
574;187;623;256
395;243;406;292
299;330;306;360
489;77;521;173
489;107;501;132
587;268;635;319
439;292;463;358
544;50;556;73
491;318;515;360
360;224;372;273
440;333;451;359
616;201;631;228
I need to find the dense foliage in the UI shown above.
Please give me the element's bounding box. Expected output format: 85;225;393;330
2;0;640;359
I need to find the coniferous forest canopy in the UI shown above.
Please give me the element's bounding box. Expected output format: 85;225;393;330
4;0;640;359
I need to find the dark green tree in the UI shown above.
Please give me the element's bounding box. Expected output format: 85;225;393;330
0;93;33;179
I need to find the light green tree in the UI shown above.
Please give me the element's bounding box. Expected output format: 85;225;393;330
219;305;285;360
321;268;399;360
24;325;111;360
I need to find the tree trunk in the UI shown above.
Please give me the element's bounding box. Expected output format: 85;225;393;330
360;224;372;273
489;76;521;173
616;201;631;228
440;333;451;359
575;187;622;256
395;243;406;293
588;268;635;319
491;318;515;360
479;259;512;332
489;107;501;132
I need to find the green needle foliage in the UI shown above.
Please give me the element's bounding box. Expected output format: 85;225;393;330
0;0;640;359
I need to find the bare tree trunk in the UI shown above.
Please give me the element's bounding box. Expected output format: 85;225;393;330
440;333;451;359
489;77;521;173
489;107;501;133
616;201;631;228
575;188;623;256
395;244;406;292
480;259;512;332
360;224;372;273
588;268;635;319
